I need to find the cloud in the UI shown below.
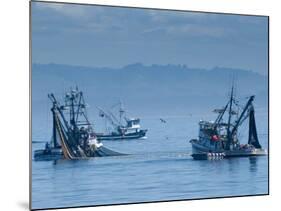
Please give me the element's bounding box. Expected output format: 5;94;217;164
166;24;227;38
33;2;260;40
34;2;91;19
33;2;114;35
139;10;228;38
147;9;218;25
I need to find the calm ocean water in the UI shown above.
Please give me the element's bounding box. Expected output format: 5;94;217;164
32;113;268;210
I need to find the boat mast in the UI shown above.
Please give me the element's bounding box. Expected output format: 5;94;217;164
119;101;125;125
226;85;234;150
75;91;82;123
70;90;76;129
51;106;58;148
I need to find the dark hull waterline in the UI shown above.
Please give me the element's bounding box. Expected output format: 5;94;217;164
191;140;267;160
96;130;147;141
34;146;127;161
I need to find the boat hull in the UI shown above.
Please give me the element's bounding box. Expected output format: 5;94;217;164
34;146;126;161
96;129;147;141
34;148;63;161
190;139;267;159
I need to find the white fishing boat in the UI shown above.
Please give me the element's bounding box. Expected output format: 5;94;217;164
190;86;267;160
96;102;147;141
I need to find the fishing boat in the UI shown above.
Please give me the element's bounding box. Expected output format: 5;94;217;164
34;88;125;161
190;86;267;160
96;102;147;141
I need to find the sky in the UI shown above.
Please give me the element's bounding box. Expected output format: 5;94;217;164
31;2;268;75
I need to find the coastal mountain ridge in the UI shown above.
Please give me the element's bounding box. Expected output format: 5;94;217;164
32;63;268;116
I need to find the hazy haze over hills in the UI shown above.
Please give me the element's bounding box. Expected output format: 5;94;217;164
32;63;268;120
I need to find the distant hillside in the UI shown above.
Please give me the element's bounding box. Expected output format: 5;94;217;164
32;63;268;117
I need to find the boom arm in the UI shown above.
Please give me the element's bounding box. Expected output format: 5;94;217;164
97;107;119;128
231;95;255;137
48;93;71;132
214;102;229;126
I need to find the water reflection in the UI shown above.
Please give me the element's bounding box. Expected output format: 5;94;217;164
249;157;258;173
32;117;268;209
226;157;241;173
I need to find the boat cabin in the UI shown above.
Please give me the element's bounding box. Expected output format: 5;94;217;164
126;118;141;130
198;120;241;151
